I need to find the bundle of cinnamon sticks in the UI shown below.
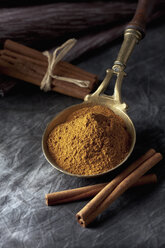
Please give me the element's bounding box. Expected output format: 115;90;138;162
0;40;98;99
46;149;162;227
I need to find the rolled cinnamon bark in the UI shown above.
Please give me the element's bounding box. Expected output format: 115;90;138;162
76;150;162;227
0;51;97;90
46;174;157;206
134;173;157;186
4;39;45;61
0;40;98;99
76;149;156;222
1;49;47;67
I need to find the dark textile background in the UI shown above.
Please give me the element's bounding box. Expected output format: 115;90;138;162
0;2;165;247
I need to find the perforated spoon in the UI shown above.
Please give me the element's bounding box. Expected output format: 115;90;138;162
42;0;155;177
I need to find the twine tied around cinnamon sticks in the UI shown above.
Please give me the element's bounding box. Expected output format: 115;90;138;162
40;38;90;92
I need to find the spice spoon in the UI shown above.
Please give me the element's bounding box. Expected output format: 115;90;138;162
42;0;155;177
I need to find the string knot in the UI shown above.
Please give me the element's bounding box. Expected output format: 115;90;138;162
40;39;90;92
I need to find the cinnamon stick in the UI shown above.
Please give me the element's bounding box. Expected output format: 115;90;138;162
77;149;156;220
0;63;91;99
0;60;93;99
46;174;157;206
1;47;98;85
4;39;45;62
0;40;98;99
0;51;96;90
3;40;97;87
1;49;47;67
76;150;162;227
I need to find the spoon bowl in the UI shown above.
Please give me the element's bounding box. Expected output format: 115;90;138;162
42;69;136;177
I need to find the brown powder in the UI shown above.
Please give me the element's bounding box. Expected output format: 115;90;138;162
47;105;131;175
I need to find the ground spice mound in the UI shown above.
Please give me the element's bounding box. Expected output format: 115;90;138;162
47;105;131;175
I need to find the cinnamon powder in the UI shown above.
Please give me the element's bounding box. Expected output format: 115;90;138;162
47;105;131;175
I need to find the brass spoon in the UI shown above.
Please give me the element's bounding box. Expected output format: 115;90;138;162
42;0;155;177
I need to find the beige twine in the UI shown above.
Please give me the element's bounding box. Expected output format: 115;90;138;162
40;38;90;92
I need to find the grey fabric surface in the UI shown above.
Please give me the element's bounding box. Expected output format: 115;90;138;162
0;22;165;248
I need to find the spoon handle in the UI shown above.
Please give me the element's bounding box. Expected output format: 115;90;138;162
86;0;156;108
126;0;156;37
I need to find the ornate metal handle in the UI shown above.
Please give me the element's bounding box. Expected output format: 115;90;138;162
85;0;155;112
